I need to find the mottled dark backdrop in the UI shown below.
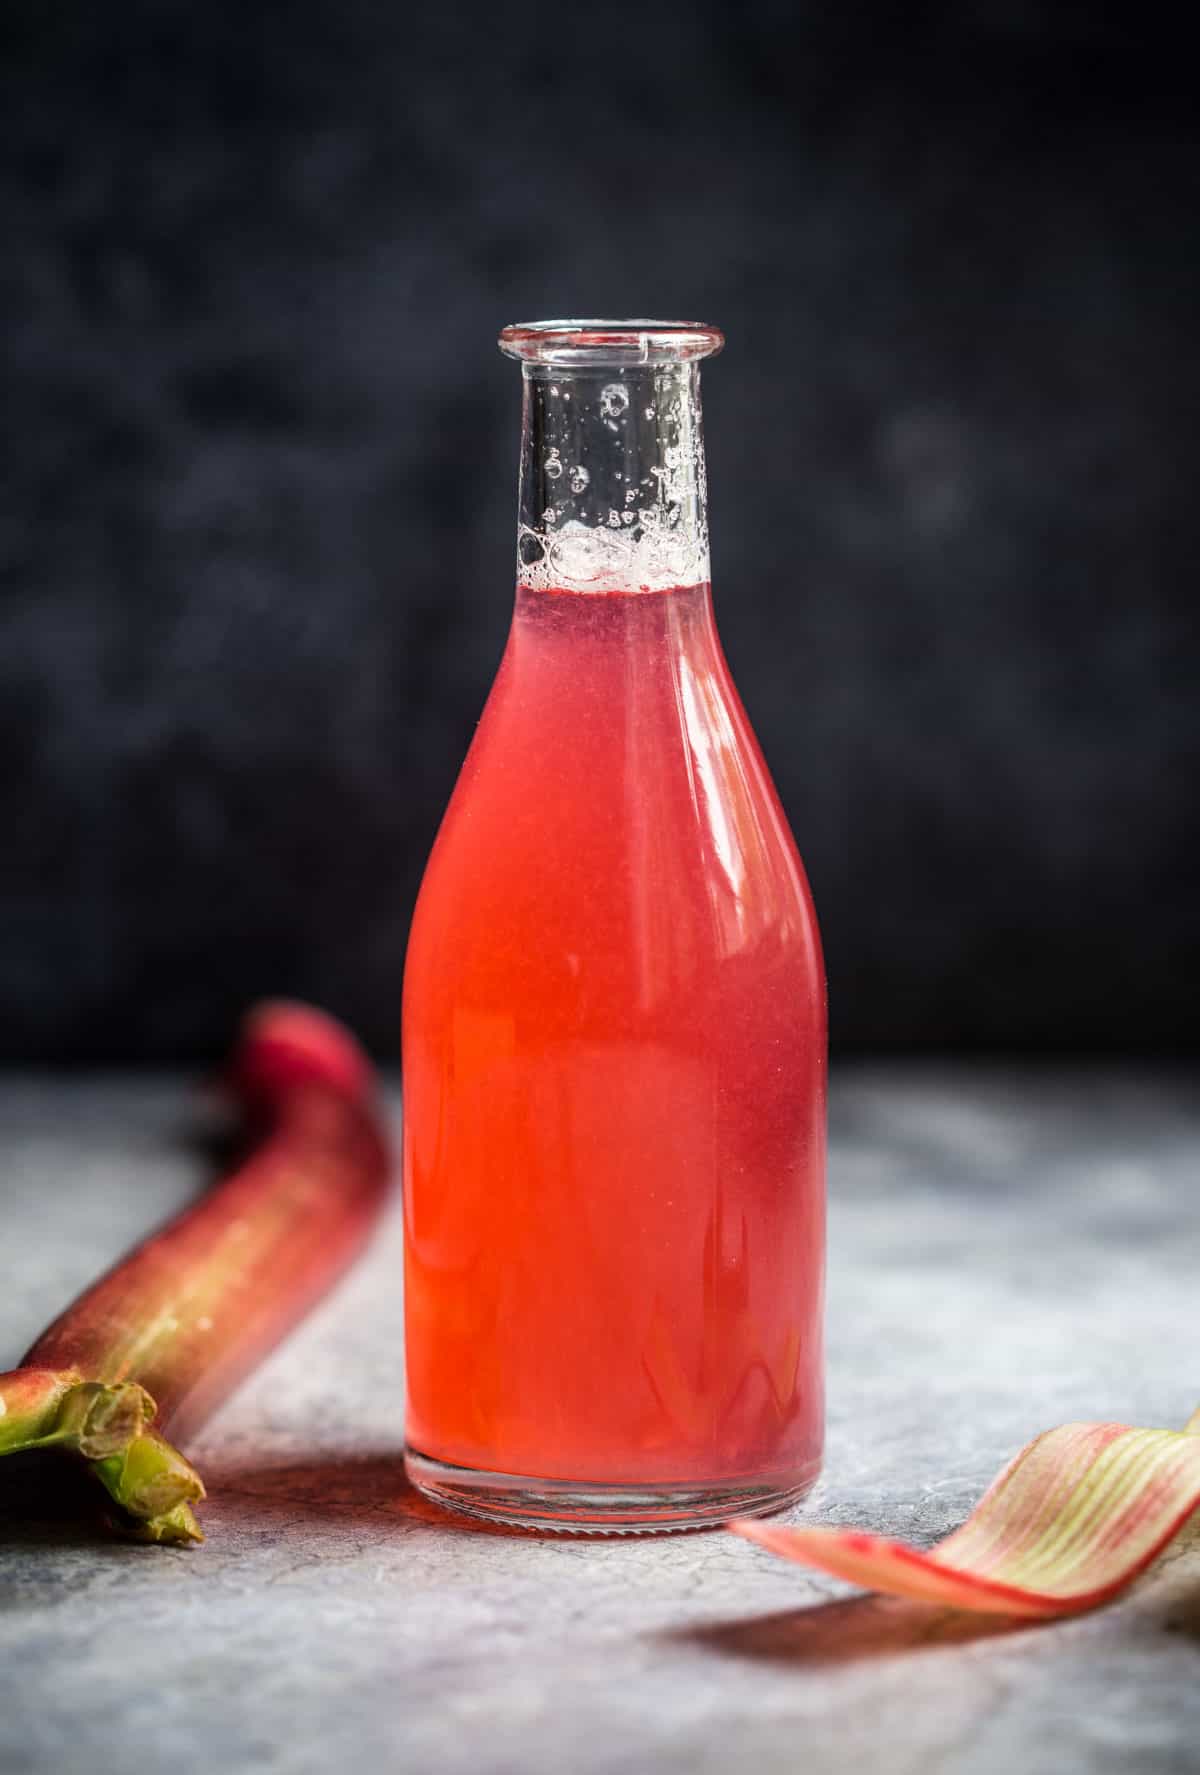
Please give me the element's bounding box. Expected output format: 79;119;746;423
2;2;1197;1061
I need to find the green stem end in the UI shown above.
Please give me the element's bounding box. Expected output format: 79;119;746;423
0;1369;205;1545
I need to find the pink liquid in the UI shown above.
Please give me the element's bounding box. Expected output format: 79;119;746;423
403;581;825;1487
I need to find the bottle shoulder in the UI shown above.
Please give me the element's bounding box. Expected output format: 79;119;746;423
407;587;823;992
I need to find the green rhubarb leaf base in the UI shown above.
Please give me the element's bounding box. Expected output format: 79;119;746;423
0;1369;205;1545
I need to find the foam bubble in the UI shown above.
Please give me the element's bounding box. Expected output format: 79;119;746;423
549;525;629;585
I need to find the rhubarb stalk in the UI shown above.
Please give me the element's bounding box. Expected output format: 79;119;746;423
731;1405;1200;1617
0;1002;392;1545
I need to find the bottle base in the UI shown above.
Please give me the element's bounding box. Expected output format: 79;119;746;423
405;1446;821;1535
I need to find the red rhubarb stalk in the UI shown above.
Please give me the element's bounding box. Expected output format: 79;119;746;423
731;1405;1200;1617
0;1002;392;1545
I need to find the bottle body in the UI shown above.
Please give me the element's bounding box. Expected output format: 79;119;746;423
403;322;825;1530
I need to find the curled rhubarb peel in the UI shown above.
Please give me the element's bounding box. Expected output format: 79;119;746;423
0;1002;392;1545
730;1409;1200;1617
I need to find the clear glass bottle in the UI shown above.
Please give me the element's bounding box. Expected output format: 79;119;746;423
403;320;826;1531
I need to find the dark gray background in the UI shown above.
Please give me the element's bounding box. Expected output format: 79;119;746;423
3;1;1197;1062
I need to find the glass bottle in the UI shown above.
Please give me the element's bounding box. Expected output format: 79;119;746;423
402;320;826;1531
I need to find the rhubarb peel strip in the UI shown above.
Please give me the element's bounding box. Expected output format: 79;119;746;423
730;1410;1200;1617
0;1002;392;1546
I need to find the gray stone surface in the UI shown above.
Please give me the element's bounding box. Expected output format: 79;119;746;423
1;1067;1198;1775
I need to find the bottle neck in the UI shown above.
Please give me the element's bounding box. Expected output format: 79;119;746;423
516;361;710;593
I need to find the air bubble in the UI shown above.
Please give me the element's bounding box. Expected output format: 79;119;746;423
548;522;631;585
661;535;691;574
569;465;590;493
600;383;630;421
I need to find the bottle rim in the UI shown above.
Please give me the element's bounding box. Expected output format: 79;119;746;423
499;319;724;366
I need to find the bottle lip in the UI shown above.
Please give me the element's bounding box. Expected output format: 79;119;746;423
499;319;724;367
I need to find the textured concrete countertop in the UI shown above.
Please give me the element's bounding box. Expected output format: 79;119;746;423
1;1067;1198;1774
